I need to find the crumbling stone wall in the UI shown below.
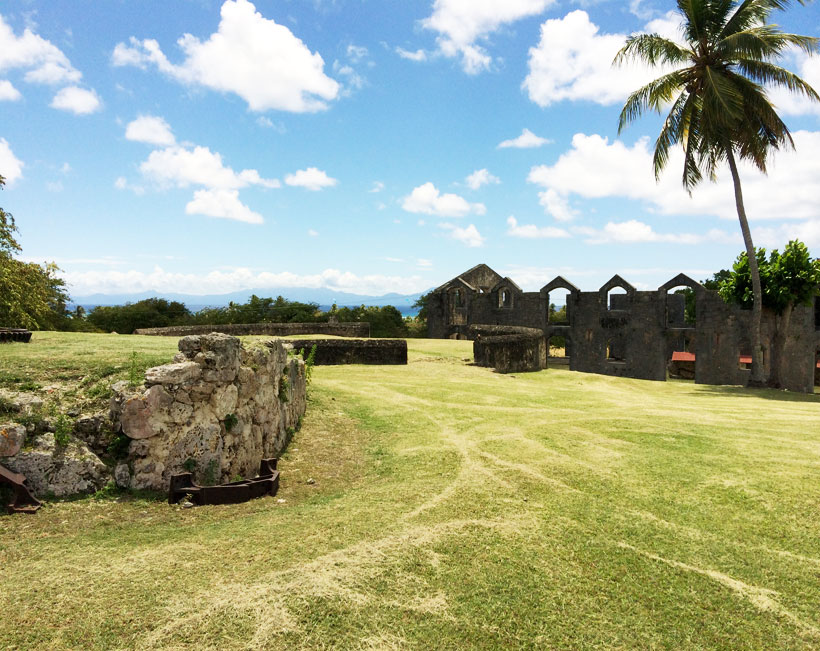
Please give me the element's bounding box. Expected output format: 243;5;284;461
472;325;546;373
134;322;370;338
111;333;306;491
285;339;408;365
431;265;820;392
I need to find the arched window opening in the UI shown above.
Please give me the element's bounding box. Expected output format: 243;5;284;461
454;289;462;308
607;286;628;311
547;335;570;367
666;286;696;327
548;288;571;325
498;288;513;308
606;338;625;362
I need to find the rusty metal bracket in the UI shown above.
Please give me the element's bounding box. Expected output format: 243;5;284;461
0;464;42;514
168;458;280;506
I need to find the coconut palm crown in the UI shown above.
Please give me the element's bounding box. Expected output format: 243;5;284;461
615;0;819;385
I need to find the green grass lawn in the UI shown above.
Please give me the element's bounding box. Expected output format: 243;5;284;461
2;333;820;649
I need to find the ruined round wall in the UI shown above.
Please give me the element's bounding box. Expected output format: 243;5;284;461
110;333;306;491
471;325;546;373
285;338;408;365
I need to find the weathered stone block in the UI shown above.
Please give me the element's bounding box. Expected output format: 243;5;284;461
0;423;26;457
145;362;201;386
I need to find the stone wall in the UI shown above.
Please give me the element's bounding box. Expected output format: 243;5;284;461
431;265;820;391
134;322;370;338
285;338;408;365
110;333;306;491
471;325;546;373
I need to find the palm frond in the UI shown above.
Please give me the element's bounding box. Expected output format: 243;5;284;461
719;27;820;58
702;65;746;120
736;59;820;100
653;91;695;179
721;0;793;38
618;71;687;133
614;34;691;67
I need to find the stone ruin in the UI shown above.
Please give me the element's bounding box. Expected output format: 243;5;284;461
1;333;307;499
429;264;820;392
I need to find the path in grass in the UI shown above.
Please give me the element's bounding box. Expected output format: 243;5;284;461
2;336;820;649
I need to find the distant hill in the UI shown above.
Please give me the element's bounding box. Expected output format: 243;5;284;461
70;287;430;316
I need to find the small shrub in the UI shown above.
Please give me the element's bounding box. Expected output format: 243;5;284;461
183;458;196;473
278;375;290;402
53;413;73;447
224;413;238;432
107;432;131;460
203;459;219;486
305;344;317;385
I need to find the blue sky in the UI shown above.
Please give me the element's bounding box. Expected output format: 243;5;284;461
1;0;819;298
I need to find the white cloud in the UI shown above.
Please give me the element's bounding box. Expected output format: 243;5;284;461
346;44;368;63
284;167;338;191
524;10;678;107
46;180;63;193
332;61;366;94
439;222;485;247
50;86;102;114
571;220;735;245
768;48;820;117
536;188;576;222
402;182;485;217
125;115;176;146
528;131;820;223
61;266;428;297
307;229;319;237
0;15;81;85
506;216;570;239
498;128;551;149
0;79;21;101
114;176;145;195
369;181;385;193
465;168;500;190
0;138;24;186
417;258;433;267
185;189;263;224
396;47;427;62
422;0;556;74
140;145;279;191
111;0;339;113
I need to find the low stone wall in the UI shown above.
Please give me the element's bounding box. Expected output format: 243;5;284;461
286;339;408;365
110;333;306;491
471;325;546;373
134;322;369;338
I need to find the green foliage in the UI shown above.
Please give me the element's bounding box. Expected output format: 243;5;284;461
0;175;74;330
412;291;432;324
304;344;317;385
718;240;820;314
87;298;191;334
224;413;238;432
107;432;131;460
334;304;408;338
203;459;219;486
182;458;196;473
615;1;819;190
278;374;290;402
53;413;73;448
190;294;320;326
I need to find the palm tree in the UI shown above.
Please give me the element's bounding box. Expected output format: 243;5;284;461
615;0;819;385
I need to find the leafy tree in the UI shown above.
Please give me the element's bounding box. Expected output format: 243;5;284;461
334;304;408;338
0;175;72;329
719;240;820;387
87;298;191;333
615;0;819;385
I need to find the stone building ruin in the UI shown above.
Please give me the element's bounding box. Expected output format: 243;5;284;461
428;264;820;392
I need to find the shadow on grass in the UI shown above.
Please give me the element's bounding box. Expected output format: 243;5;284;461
691;383;820;403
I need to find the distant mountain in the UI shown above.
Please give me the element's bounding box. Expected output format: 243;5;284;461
70;287;430;316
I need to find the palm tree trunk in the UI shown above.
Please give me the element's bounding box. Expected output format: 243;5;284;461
726;148;765;385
